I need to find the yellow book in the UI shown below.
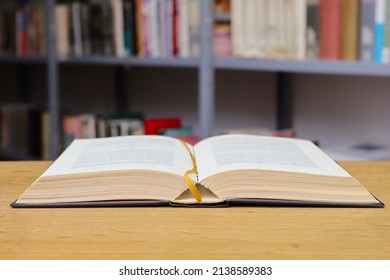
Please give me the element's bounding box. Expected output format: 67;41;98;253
12;134;383;208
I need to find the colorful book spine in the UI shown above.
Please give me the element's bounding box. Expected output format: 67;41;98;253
341;0;359;60
319;0;341;60
374;0;385;62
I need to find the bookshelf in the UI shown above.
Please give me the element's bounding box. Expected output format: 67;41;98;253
1;0;390;160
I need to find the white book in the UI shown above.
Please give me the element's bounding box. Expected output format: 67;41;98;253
178;0;190;57
56;4;70;57
111;0;125;56
244;0;260;57
231;0;245;57
293;0;307;60
71;2;83;56
149;0;160;57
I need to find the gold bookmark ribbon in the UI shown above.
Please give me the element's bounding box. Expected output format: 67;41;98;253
180;141;202;202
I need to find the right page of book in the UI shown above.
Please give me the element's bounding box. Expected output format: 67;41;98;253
194;134;350;181
193;134;381;205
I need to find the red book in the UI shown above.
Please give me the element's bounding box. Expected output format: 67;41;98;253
319;0;341;60
144;118;181;135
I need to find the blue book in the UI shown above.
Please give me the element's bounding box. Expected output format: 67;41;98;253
374;0;385;62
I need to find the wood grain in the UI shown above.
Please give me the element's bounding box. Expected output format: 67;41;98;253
1;161;389;260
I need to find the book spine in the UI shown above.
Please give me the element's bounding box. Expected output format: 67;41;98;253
319;0;341;60
111;0;125;56
374;0;385;62
178;0;190;57
244;0;259;58
306;0;319;60
382;0;390;63
231;0;244;57
341;0;359;60
293;0;307;60
188;0;200;57
165;0;174;57
149;0;160;57
72;2;83;56
172;0;179;56
56;4;70;57
135;0;145;56
360;0;376;62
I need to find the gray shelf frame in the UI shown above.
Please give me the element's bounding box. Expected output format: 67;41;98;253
0;56;47;64
215;58;390;77
59;56;200;68
46;0;60;159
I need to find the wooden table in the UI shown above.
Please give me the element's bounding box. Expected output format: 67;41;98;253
1;161;389;260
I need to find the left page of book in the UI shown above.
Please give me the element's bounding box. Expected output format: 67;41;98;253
42;135;193;177
13;135;194;205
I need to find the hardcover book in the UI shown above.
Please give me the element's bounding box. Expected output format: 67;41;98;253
11;134;383;208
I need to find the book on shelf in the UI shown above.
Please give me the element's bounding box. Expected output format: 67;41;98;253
306;0;319;59
374;0;385;62
341;0;359;60
319;0;341;60
144;117;181;135
1;103;43;158
0;1;46;56
62;112;144;148
230;0;307;60
213;0;231;57
382;0;390;63
360;0;376;62
11;134;384;208
10;0;198;58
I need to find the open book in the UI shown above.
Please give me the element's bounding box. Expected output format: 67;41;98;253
11;134;383;208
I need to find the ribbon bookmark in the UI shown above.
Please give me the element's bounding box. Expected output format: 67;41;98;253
181;141;202;202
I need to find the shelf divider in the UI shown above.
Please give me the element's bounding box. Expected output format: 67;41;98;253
46;0;60;159
199;0;215;139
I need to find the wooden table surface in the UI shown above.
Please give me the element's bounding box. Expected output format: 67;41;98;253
0;161;389;260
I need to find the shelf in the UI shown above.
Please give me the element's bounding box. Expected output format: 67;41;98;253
0;55;47;64
215;58;390;77
0;150;40;161
59;56;200;68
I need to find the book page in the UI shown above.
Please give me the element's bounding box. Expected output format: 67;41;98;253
42;135;193;177
194;134;351;181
